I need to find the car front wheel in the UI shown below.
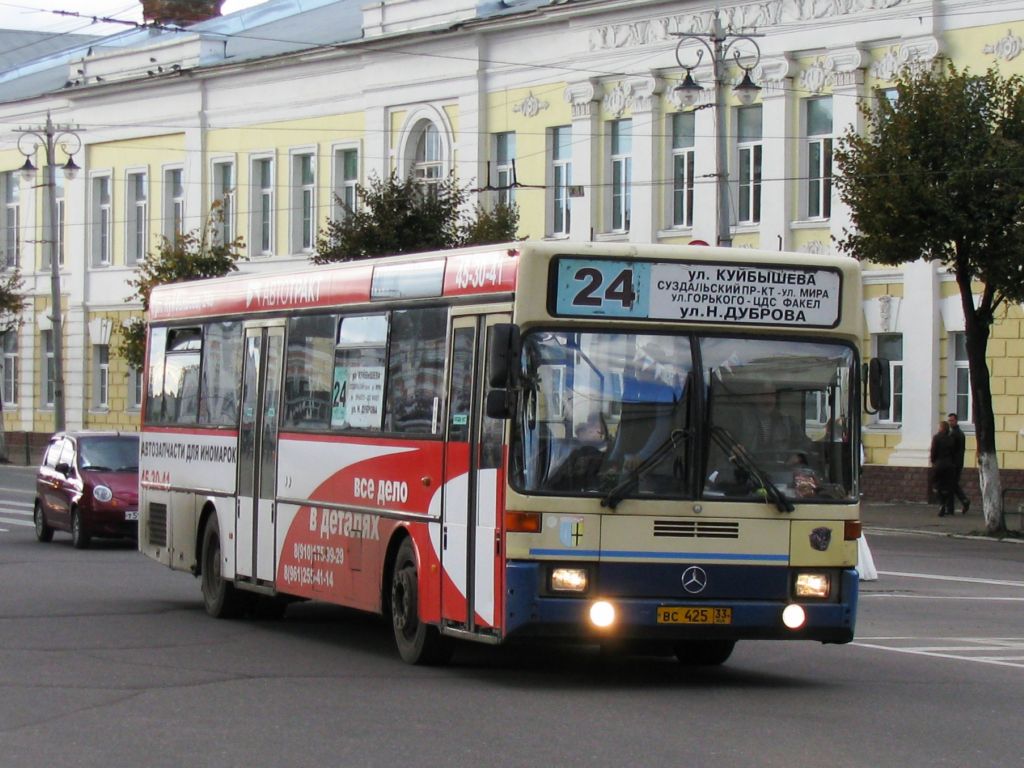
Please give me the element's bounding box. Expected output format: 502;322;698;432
70;509;90;549
34;502;53;543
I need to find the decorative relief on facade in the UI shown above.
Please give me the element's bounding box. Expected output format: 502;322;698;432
757;56;793;98
588;0;912;51
800;240;830;255
512;91;549;118
879;294;893;333
984;29;1023;62
800;57;835;94
604;82;629;117
870;36;941;81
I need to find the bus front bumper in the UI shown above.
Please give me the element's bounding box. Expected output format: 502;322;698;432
504;562;858;645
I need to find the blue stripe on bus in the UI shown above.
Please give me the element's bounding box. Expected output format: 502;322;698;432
527;548;789;561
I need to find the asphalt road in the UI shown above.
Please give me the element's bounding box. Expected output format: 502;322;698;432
0;464;1022;768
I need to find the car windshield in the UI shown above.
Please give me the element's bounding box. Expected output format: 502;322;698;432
509;331;857;504
78;436;140;472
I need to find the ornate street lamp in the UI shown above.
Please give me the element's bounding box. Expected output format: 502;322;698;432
674;17;762;247
15;113;82;432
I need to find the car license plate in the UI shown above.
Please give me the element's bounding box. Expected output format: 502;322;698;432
656;606;732;624
125;510;139;521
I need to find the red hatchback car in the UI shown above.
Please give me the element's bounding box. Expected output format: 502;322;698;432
34;431;140;549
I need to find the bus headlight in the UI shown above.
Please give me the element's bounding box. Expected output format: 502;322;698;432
782;603;806;630
589;600;616;628
794;572;831;599
550;567;588;593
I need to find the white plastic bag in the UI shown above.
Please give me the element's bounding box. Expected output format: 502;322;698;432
856;535;878;581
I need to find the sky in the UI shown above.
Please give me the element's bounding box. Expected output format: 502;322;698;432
0;0;268;34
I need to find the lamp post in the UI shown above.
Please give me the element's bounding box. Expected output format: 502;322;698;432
674;17;762;248
15;113;81;433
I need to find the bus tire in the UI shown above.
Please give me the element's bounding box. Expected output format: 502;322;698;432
674;639;735;666
34;502;53;542
200;516;246;619
390;538;453;665
71;509;90;549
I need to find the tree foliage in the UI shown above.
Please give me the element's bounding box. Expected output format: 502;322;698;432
313;173;520;263
117;204;244;370
0;269;26;335
834;63;1024;533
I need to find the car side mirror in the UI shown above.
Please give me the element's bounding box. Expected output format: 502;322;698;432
486;389;512;419
55;462;71;477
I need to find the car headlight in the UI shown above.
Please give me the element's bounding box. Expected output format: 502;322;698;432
93;485;113;503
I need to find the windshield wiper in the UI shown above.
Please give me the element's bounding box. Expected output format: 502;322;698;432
601;428;688;510
708;426;794;513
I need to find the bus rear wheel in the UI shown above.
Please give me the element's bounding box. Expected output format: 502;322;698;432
674;639;736;666
390;538;453;665
200;516;247;619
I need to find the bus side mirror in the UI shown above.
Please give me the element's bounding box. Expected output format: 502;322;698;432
866;358;890;413
488;323;521;388
485;389;512;419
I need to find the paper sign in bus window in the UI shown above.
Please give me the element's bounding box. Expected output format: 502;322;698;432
331;365;385;429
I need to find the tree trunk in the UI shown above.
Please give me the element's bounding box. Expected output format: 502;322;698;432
959;272;1004;534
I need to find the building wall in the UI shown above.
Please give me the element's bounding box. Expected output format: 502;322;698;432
0;0;1022;497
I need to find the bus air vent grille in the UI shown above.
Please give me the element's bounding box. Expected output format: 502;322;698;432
148;502;168;547
653;520;739;539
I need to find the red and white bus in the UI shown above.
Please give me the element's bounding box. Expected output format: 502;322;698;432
139;241;868;665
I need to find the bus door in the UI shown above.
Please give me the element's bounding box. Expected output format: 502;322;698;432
235;323;285;584
442;313;508;636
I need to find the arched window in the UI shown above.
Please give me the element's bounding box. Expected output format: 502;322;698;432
412;122;443;190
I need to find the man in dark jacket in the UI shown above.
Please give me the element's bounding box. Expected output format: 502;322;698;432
931;421;957;517
947;413;970;514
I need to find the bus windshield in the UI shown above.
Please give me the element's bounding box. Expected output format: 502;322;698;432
511;331;857;504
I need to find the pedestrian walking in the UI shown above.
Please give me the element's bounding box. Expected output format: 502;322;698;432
930;420;957;517
947;413;970;514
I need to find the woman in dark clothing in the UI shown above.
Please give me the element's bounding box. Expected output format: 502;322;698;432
930;420;957;517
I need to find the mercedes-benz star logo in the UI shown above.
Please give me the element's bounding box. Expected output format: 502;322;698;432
681;566;708;594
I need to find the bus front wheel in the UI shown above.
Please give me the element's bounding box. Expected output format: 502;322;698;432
200;516;246;619
674;639;736;666
390;538;453;665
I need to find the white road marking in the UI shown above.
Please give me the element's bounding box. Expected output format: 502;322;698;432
878;570;1024;588
861;594;1024;601
0;515;33;527
853;638;1024;670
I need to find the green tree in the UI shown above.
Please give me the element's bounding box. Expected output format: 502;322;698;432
834;63;1024;534
313;173;519;263
0;269;26;462
118;204;244;370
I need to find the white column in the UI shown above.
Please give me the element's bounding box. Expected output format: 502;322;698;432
621;75;659;244
888;259;941;466
688;70;717;245
564;80;601;240
758;57;793;251
827;48;865;249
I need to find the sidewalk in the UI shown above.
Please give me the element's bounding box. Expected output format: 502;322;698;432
861;499;1023;541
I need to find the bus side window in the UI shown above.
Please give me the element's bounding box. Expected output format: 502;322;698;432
164;327;202;425
284;313;337;430
198;321;243;427
332;314;388;432
385;307;447;436
145;326;168;424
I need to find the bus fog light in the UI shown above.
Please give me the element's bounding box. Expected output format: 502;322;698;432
795;572;830;598
589;600;615;628
782;603;806;630
551;567;588;593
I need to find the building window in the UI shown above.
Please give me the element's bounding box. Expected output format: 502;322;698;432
806;97;833;220
213;161;234;246
42;169;64;269
952;332;972;423
164;168;184;239
875;333;903;424
131;366;143;410
251;157;274;256
737;105;762;225
1;331;17;405
494;132;516;206
610;119;632;233
412;122;443;195
550;125;572;237
126;171;147;264
333;148;358;220
92;175;112;266
671;112;695;228
95;344;109;409
42;330;54;406
2;172;18;269
292;153;315;252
